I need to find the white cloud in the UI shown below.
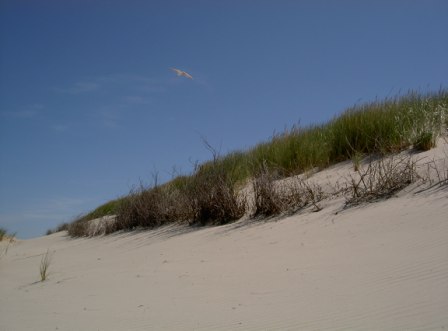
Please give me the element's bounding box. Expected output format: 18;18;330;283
51;73;169;129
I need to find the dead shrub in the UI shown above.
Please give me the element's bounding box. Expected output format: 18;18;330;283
46;222;69;235
252;163;324;217
111;183;181;232
67;219;90;237
187;167;246;226
252;164;285;216
422;156;448;188
290;179;325;212
345;155;418;206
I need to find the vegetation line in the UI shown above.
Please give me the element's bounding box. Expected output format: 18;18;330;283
48;89;447;237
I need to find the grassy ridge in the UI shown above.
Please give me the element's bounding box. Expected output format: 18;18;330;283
220;90;447;180
66;90;448;236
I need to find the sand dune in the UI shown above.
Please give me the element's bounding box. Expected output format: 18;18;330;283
1;142;447;330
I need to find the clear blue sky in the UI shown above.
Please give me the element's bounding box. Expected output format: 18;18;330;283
1;0;447;238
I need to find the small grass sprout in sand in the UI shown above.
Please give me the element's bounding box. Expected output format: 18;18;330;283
40;249;53;282
0;229;16;258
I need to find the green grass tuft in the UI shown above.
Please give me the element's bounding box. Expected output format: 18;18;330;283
39;249;53;282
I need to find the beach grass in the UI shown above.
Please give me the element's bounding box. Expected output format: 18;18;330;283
66;89;448;237
39;249;53;282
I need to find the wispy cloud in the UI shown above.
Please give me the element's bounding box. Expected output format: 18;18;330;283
51;124;69;132
96;73;156;85
123;95;153;105
0;104;44;119
53;73;163;95
49;73;164;129
0;196;88;237
19;198;85;221
53;81;100;94
94;106;123;129
50;72;200;130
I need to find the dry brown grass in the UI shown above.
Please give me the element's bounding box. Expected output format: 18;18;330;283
67;218;90;237
0;233;15;258
345;154;419;206
187;167;246;226
252;163;324;217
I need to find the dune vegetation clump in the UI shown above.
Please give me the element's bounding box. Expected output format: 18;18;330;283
64;90;448;237
46;223;70;236
108;181;187;233
0;228;7;241
345;155;419;206
39;249;53;282
187;161;246;226
0;228;16;258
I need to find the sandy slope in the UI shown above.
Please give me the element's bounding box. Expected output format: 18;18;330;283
1;143;447;330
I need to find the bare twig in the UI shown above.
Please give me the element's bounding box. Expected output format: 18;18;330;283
345;155;419;206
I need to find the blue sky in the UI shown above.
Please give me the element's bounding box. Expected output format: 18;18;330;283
1;0;447;238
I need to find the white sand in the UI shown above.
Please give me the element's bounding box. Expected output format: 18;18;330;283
1;142;447;330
